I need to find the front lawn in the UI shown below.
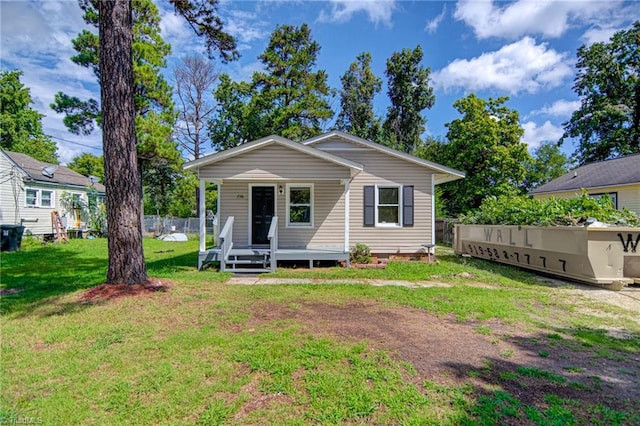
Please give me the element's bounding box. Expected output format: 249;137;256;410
1;238;638;424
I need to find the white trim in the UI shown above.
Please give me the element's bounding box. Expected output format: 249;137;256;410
286;183;314;228
216;183;221;245
24;187;55;209
375;185;402;228
199;179;206;252
248;184;277;246
431;176;436;251
343;179;350;252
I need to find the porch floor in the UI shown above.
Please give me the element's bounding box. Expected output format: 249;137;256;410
198;246;348;270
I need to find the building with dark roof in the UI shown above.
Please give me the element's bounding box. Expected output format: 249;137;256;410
529;154;640;214
0;150;105;236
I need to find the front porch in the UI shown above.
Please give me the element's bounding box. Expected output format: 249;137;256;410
197;216;349;272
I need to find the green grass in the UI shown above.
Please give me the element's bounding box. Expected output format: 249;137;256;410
2;238;639;424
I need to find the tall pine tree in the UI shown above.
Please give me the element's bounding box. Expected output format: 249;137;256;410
383;45;435;153
335;52;382;141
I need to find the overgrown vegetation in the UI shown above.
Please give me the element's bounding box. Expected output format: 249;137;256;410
460;191;640;226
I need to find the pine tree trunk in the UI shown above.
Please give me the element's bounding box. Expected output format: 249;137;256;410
99;0;147;284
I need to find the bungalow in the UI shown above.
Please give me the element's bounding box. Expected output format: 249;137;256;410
529;154;640;214
184;131;464;271
0;150;106;236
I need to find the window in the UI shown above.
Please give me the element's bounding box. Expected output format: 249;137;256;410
364;185;414;228
287;184;313;227
25;188;54;208
376;186;400;226
591;192;618;209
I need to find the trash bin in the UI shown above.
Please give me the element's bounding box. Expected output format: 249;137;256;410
1;225;26;252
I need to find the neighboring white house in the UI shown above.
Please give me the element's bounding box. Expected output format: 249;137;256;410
184;131;465;270
0;150;106;236
529;154;640;215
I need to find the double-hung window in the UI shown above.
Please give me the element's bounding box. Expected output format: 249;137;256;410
25;188;55;208
287;184;313;227
364;185;414;228
376;186;400;226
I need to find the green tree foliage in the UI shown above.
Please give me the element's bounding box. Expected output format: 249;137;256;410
0;70;58;163
460;192;639;227
166;172;217;218
51;0;181;184
210;23;332;148
67;152;104;181
383;45;435;152
335;52;382;141
523;142;571;191
435;94;530;215
209;75;261;150
562;21;640;164
95;0;237;284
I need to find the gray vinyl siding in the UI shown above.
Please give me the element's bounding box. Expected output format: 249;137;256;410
219;180;250;246
219;180;345;249
324;148;434;254
199;144;351;181
277;181;345;249
619;186;640;214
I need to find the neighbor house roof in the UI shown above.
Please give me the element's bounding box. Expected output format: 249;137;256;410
183;134;364;172
529;154;640;195
2;150;106;192
302;131;465;184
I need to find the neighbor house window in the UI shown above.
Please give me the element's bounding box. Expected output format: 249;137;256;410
25;188;54;208
287;184;313;227
376;186;400;226
591;192;618;209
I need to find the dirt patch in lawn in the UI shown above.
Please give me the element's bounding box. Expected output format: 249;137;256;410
78;277;171;304
249;300;640;415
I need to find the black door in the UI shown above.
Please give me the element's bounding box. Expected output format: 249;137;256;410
251;186;275;245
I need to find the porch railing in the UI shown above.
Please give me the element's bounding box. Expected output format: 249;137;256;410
219;216;234;272
268;216;278;272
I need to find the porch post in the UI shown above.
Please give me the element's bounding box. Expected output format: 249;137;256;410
199;178;206;252
431;176;436;255
343;179;350;252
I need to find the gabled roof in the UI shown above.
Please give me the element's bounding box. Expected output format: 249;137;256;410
530;154;640;195
183;134;364;172
1;150;106;192
302;131;465;184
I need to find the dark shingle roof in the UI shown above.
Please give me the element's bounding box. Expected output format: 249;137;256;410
530;154;640;194
3;150;106;193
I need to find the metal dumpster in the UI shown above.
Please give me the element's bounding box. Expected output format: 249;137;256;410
454;224;640;288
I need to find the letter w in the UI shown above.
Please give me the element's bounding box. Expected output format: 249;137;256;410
618;233;640;253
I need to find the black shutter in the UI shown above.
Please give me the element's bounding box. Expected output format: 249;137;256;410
363;186;375;227
403;185;414;227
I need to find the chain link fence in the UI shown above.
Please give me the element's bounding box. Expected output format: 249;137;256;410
144;215;217;237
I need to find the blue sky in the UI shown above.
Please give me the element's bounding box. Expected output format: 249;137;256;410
2;0;639;164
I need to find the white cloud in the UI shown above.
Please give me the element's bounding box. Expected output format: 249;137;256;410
522;120;564;150
432;37;572;95
531;100;580;118
1;1;102;163
425;5;446;34
318;0;396;26
454;0;621;40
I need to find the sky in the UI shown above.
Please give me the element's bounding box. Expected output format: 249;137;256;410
2;0;639;165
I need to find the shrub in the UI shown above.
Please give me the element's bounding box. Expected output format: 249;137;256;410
460;191;640;227
350;243;371;264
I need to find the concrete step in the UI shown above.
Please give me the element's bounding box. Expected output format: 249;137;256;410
228;268;271;273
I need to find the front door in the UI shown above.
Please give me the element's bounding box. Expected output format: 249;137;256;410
251;186;275;245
